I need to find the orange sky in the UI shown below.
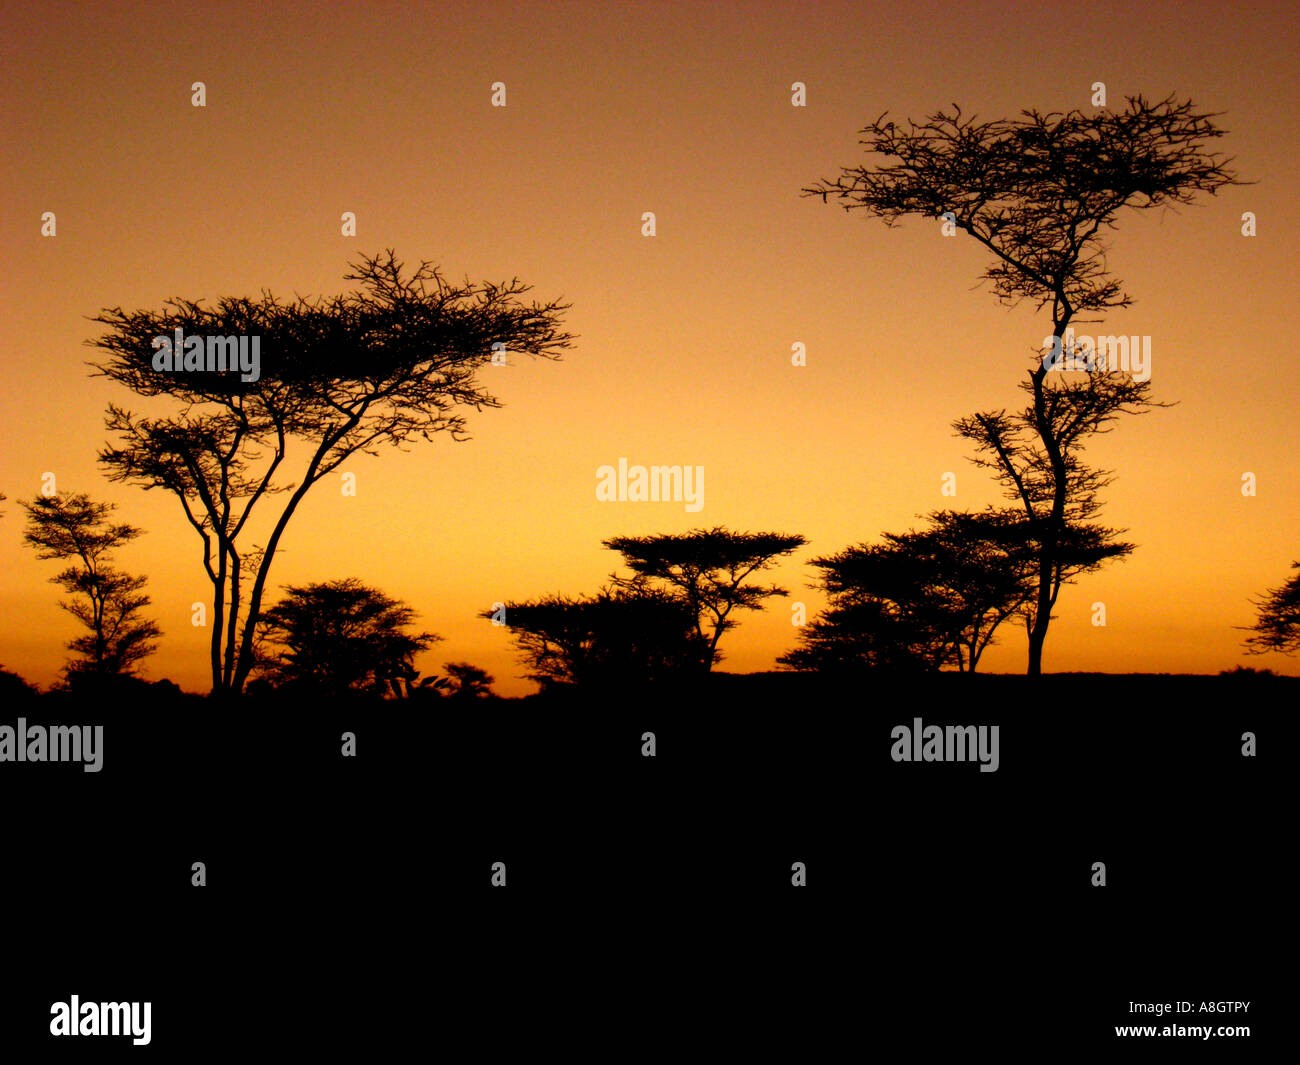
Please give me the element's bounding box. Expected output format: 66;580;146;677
2;0;1297;695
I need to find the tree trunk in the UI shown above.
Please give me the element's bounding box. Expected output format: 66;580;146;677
1027;613;1047;675
1026;311;1072;676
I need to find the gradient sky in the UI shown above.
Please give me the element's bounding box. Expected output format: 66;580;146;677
2;0;1297;695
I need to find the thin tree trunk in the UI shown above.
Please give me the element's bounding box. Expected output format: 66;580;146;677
1027;308;1073;675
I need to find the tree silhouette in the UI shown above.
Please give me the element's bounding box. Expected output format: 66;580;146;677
781;509;1131;673
20;492;162;679
781;513;1019;673
443;661;496;699
782;598;948;673
253;578;440;696
1243;562;1300;656
951;380;1153;672
484;586;709;690
805;95;1240;673
91;250;573;695
603;526;806;668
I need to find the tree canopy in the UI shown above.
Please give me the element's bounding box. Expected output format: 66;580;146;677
781;509;1131;673
603;526;806;667
253;578;440;696
485;587;710;690
90;250;573;694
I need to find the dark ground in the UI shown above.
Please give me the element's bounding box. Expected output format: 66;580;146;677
1;671;1290;1054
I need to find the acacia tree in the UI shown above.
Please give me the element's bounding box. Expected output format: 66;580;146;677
790;477;1134;680
952;386;1148;667
253;578;440;696
91;251;573;695
781;509;1129;673
484;586;710;690
20;493;162;678
805;95;1240;673
603;526;807;668
880;509;1037;671
1242;562;1300;656
781;600;945;673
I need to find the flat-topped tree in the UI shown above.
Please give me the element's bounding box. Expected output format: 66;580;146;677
603;526;807;668
805;94;1241;673
91;251;574;696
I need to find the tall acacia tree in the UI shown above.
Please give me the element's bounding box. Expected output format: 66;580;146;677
92;251;573;695
806;95;1240;673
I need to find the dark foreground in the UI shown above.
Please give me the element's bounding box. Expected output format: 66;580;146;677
1;671;1289;1054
